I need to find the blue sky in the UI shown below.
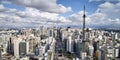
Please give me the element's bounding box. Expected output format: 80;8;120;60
2;0;105;15
0;0;120;28
58;0;100;14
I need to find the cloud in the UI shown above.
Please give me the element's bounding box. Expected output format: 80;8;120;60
93;2;120;28
0;4;6;12
0;4;72;28
99;2;114;8
97;2;120;19
67;2;120;28
5;0;72;14
67;11;91;26
90;2;120;28
0;1;120;28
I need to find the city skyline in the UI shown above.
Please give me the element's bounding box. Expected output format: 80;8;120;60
0;27;120;60
0;1;120;60
0;0;120;28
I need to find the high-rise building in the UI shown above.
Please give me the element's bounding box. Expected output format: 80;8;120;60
0;48;2;60
29;37;39;53
119;48;120;58
74;39;82;57
35;47;40;56
48;29;53;37
69;36;74;53
87;44;94;57
19;41;29;57
13;37;22;58
7;37;14;54
115;48;119;58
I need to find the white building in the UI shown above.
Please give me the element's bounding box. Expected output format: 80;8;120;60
13;37;22;58
67;34;74;53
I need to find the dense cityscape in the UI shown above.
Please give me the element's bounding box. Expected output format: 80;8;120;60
0;27;120;60
0;0;120;60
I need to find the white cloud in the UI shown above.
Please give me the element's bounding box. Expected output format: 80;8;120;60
0;4;4;9
66;2;120;28
0;4;72;28
88;13;107;24
5;0;72;14
0;1;120;28
0;4;6;12
68;11;89;26
90;2;120;27
99;2;114;9
97;2;120;19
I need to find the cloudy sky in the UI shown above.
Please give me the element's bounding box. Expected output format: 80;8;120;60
0;0;120;28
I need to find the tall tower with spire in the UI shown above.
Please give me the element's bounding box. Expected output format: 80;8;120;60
82;5;86;52
81;5;87;60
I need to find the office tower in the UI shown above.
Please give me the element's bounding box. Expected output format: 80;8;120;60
74;39;82;57
1;41;8;54
49;29;53;37
7;38;11;53
115;48;119;58
119;48;120;58
73;39;77;54
66;36;69;52
69;36;74;53
14;38;22;58
35;47;39;56
0;48;2;60
63;38;67;52
87;41;94;57
111;33;116;40
93;40;99;59
29;37;39;53
115;33;118;39
86;29;91;42
7;37;14;54
19;41;29;57
118;33;120;39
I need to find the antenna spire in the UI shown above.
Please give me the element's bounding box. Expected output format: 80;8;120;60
84;5;85;16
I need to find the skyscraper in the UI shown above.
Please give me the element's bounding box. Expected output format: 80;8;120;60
0;48;2;60
19;41;28;57
14;38;22;58
7;37;14;54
